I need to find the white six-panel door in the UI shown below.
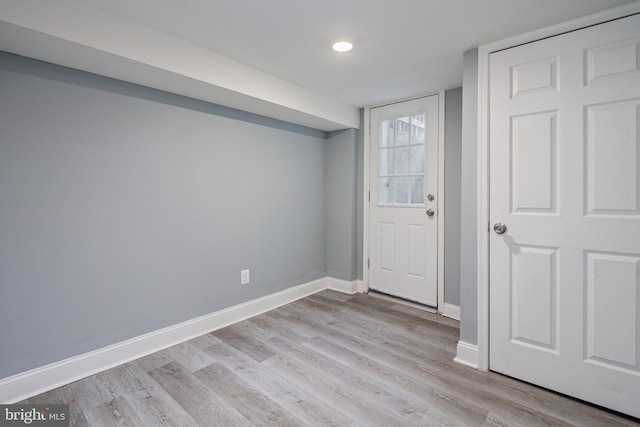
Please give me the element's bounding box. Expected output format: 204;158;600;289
369;95;439;306
489;13;640;418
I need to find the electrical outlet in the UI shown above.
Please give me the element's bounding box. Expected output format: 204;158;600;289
240;269;250;285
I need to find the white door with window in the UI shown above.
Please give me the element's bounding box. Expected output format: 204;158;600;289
489;13;640;418
369;95;439;306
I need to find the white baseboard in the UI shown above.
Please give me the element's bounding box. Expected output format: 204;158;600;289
356;280;367;293
442;303;460;321
454;340;479;369
327;277;364;294
0;277;330;404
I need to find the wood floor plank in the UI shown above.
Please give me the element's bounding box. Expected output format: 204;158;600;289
271;333;505;426
287;296;457;362
388;301;460;327
194;362;305;427
134;349;174;373
84;396;145;427
250;311;316;340
212;326;276;362
266;335;430;425
222;318;277;341
188;332;223;351
148;361;253;427
204;341;355;426
305;292;459;346
263;353;410;427
22;386;92;427
315;289;357;302
161;341;218;373
351;293;461;334
97;362;198;427
22;373;113;425
308;293;460;347
301;334;490;426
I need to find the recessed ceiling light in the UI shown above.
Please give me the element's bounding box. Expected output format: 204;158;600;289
330;39;354;53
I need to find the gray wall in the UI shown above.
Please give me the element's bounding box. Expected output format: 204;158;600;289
326;129;358;281
0;53;328;379
444;88;462;306
459;49;480;344
0;50;467;380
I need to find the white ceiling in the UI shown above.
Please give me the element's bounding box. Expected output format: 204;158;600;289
76;0;634;107
0;0;636;130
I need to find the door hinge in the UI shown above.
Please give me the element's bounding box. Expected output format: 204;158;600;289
368;191;371;202
367;258;370;269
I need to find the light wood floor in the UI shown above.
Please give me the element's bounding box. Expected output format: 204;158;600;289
22;290;638;426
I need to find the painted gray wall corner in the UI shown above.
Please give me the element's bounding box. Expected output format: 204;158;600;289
459;49;480;344
0;53;327;379
444;87;462;307
326;129;358;282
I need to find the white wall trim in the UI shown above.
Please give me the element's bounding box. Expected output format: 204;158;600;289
355;280;368;293
443;303;460;321
0;276;364;404
477;43;490;372
454;341;479;369
475;2;640;373
327;278;364;294
362;106;371;290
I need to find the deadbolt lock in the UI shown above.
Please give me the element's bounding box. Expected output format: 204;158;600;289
427;194;435;201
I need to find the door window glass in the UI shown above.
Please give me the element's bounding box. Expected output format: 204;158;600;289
379;114;426;205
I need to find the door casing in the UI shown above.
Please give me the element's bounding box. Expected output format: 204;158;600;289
474;2;640;371
363;91;446;312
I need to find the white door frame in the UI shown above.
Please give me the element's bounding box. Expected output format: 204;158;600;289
363;91;446;312
475;1;640;371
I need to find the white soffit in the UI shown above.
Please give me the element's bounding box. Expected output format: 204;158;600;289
0;0;359;131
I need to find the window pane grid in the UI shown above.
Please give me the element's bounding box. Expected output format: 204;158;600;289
379;113;426;206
